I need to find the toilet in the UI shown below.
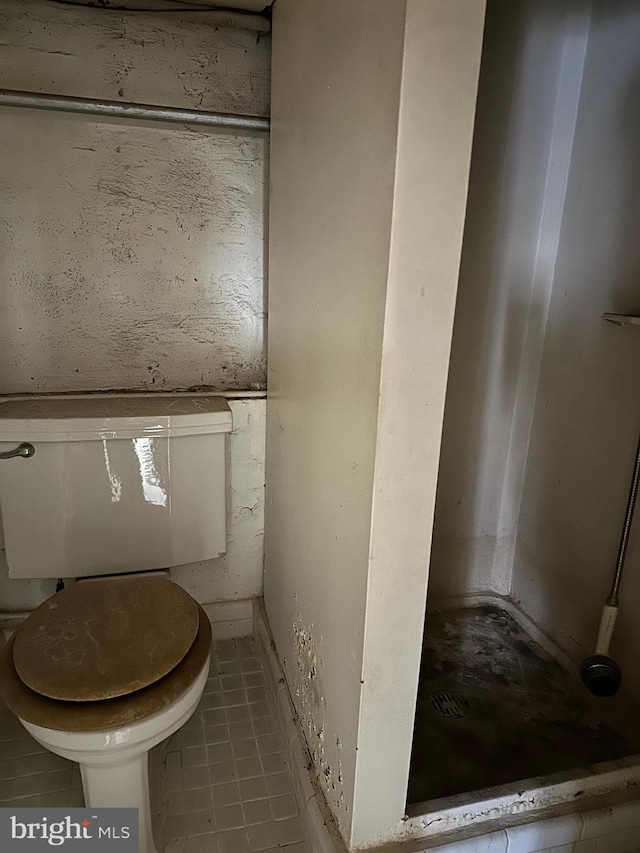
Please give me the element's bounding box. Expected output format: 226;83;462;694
0;395;233;853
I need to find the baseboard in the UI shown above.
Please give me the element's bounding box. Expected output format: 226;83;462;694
253;599;344;853
201;597;254;639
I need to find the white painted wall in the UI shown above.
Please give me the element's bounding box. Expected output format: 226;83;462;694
0;0;269;393
172;397;266;603
429;0;588;599
266;1;406;842
265;1;484;847
512;2;640;693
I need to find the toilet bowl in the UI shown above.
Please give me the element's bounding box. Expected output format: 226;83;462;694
0;575;212;853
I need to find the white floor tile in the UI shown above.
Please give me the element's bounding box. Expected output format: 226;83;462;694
215;804;245;831
159;637;306;852
186;834;219;853
238;777;268;802
208;743;234;765
276;816;305;845
246;821;278;851
218;828;250;853
242;799;272;826
232;739;258;761
270;793;298;821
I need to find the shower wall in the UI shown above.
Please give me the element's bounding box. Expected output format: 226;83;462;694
512;1;640;695
431;0;640;698
429;0;583;599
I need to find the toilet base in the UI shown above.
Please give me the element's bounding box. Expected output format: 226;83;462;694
19;658;210;853
80;754;159;853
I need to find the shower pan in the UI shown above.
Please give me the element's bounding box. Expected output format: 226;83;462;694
404;595;640;843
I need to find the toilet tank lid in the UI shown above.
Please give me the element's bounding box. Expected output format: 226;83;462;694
0;395;233;442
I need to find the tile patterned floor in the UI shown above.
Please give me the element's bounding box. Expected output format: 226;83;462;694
161;636;307;853
0;635;307;853
0;705;84;808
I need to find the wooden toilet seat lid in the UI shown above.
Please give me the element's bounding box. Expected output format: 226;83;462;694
0;604;211;732
13;577;199;702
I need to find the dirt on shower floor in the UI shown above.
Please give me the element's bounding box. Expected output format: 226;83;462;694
407;602;640;805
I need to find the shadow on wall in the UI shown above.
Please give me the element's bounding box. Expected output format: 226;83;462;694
513;1;640;679
428;0;556;601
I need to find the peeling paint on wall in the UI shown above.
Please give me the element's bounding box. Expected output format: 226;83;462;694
289;611;346;816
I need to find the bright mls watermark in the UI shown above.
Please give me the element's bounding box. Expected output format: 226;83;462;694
0;808;138;851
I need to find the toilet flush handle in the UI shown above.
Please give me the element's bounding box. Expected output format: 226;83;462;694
0;443;35;459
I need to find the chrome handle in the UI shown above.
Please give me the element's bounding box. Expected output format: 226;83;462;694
0;442;35;460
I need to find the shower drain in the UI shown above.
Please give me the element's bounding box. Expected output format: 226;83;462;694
430;691;469;719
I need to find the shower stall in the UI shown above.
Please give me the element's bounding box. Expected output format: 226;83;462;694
265;0;640;849
408;0;640;816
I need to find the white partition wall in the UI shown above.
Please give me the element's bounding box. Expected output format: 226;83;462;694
264;1;485;848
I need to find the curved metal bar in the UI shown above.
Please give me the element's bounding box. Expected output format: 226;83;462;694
0;89;270;133
0;443;35;460
608;428;640;606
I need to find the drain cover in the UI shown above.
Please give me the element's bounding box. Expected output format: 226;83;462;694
430;691;469;719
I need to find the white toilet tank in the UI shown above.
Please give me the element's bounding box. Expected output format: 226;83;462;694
0;395;233;579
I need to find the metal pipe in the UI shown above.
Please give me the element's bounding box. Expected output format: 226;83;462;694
0;390;266;402
608;427;640;606
47;2;272;33
0;88;270;133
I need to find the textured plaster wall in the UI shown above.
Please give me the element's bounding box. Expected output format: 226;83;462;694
0;0;270;393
